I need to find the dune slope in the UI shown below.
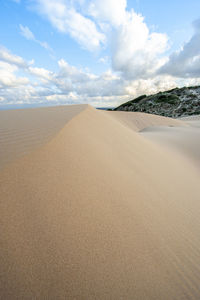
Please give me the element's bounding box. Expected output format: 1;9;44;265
0;104;86;170
1;105;200;299
107;110;187;131
141;126;200;168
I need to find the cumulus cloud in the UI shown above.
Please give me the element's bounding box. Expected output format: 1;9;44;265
2;1;200;109
54;59;126;98
19;24;53;52
30;0;169;79
0;47;27;68
0;46;180;108
28;67;53;81
83;0;167;79
111;11;168;79
88;0;127;27
83;0;169;79
0;45;195;108
0;61;29;88
57;59;95;82
33;0;105;51
0;50;30;104
159;18;200;78
0;47;126;106
0;47;119;106
124;76;177;98
23;0;200;92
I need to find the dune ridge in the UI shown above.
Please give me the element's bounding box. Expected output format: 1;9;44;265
1;105;200;299
0;104;87;170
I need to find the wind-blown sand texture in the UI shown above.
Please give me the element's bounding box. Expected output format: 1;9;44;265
0;105;200;299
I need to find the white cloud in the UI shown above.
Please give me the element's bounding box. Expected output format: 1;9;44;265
0;61;29;88
0;48;126;106
19;24;35;40
2;1;200;111
124;76;177;99
88;0;127;27
159;18;200;78
99;56;109;64
57;59;96;82
110;10;168;79
46;92;78;102
28;66;53;83
54;59;126;98
32;0;200;84
0;48;180;108
31;0;168;78
34;0;105;51
82;0;167;79
19;24;53;52
0;47;27;68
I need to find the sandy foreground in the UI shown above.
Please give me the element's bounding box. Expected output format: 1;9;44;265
0;105;200;299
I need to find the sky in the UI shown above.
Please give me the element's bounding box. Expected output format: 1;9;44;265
1;0;200;108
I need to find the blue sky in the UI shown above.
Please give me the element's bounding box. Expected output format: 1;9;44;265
1;0;200;108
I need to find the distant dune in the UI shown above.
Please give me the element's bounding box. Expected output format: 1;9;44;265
0;105;200;299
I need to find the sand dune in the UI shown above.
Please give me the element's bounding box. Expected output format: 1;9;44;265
1;105;200;299
107;110;187;131
179;115;200;128
141;126;200;168
0;105;86;170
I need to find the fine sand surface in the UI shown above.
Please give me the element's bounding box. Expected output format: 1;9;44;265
0;105;86;170
107;110;187;131
179;115;200;128
141;126;200;168
0;105;200;299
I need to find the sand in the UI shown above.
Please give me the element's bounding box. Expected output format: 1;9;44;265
0;105;200;299
107;110;187;131
0;105;85;170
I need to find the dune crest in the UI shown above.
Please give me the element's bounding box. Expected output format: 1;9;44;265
1;105;200;299
0;104;87;170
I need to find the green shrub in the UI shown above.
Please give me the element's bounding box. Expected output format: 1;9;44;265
193;111;200;115
154;93;179;104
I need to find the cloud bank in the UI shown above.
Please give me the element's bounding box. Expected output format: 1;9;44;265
1;1;200;107
0;47;183;107
159;18;200;78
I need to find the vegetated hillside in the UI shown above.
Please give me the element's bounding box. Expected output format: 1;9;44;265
113;86;200;117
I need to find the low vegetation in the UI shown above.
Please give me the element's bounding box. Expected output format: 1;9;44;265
113;86;200;118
